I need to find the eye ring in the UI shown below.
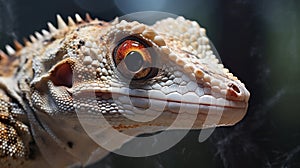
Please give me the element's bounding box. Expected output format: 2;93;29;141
113;36;158;80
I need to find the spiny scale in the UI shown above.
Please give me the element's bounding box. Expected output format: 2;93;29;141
47;22;58;34
29;35;37;43
34;32;44;41
41;29;50;37
75;13;83;23
68;16;76;26
5;45;16;55
13;40;23;51
0;13;91;57
0;49;9;60
56;14;68;29
23;37;32;47
85;13;93;22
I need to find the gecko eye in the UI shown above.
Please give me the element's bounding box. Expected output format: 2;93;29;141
113;37;157;80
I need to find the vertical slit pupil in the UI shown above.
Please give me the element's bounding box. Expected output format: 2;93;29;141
124;51;144;72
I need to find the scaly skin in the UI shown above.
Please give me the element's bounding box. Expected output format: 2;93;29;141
0;14;250;167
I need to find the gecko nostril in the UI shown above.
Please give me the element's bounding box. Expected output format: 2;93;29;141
228;83;240;93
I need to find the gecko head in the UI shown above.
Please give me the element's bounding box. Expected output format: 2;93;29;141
30;15;250;136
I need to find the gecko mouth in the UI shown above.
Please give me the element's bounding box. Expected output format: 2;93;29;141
73;88;248;111
71;86;248;127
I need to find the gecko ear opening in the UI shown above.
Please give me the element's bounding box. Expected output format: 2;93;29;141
50;62;73;88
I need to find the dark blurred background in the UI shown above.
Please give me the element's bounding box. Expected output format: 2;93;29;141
0;0;299;167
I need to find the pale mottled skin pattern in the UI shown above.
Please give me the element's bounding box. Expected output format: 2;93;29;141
0;14;250;167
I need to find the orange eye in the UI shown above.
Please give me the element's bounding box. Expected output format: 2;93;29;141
113;37;157;80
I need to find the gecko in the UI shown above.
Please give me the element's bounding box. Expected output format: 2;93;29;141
0;13;250;167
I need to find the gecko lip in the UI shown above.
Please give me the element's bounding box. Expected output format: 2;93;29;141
72;87;248;126
73;88;248;110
